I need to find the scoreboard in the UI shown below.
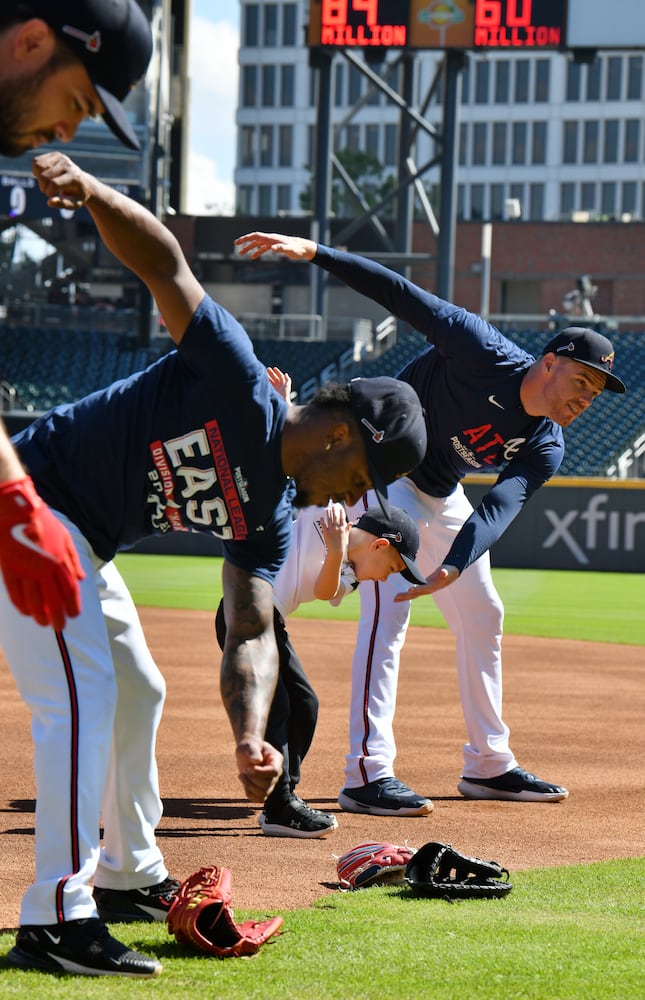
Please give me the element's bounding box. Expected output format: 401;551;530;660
306;0;644;51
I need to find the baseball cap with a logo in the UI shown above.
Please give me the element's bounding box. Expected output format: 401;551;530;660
29;0;153;150
542;328;626;393
348;376;427;516
354;506;426;585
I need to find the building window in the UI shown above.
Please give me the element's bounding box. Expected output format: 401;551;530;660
346;124;360;151
586;60;601;101
472;122;487;165
282;3;297;46
601;182;616;217
261;65;276;107
260;125;273;167
277;184;291;212
510;182;524;210
581;182;596;212
280;64;295;107
583;120;598;163
531;121;547;165
603;120;619;163
470;184;484;220
384;124;397;166
514;60;529;103
238;186;253;214
534;59;550;102
263;4;278;46
366;124;379;157
494;60;509;103
624;119;640;162
243;4;259;46
474;60;489;104
627;56;643;100
278;125;293;167
457;183;465;219
240;125;255;167
348;65;362;104
458;122;468;166
491;183;504;220
621;181;636;216
241;65;257;107
460;60;470;104
606;56;622;100
258;185;272;214
512;122;527;165
334;62;344;106
563;121;578;164
566;60;581;101
528;183;544;220
560;182;575;217
307;125;315;167
492;122;507;165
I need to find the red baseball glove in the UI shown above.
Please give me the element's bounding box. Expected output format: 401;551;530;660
167;866;283;958
336;841;416;890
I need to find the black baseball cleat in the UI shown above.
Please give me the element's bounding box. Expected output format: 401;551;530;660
258;794;339;838
338;777;433;816
93;876;180;923
457;766;569;802
5;918;162;977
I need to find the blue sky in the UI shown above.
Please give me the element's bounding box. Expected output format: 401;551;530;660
187;0;240;214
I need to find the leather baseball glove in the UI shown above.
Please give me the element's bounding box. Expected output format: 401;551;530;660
405;841;512;899
336;841;417;890
167;866;283;957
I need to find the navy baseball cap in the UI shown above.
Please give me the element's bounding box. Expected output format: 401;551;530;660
28;0;152;150
542;328;626;394
348;376;427;516
354;506;426;586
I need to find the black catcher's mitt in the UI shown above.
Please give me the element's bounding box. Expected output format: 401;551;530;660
405;842;512;900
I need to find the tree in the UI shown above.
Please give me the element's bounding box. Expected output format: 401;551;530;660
299;148;395;218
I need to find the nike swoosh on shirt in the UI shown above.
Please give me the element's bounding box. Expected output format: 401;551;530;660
488;395;505;409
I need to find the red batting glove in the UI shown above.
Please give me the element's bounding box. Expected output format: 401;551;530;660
0;476;84;630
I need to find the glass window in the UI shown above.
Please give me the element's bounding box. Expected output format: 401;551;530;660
307;125;315;166
280;65;295;107
563;121;578;164
601;182;616;216
474;60;489;104
494;60;509;103
473;122;487;165
624;119;640;162
240;126;255;167
348;66;362;104
334;62;344;107
278;125;292;166
583;120;598;163
534;59;550;102
263;4;278;46
528;183;544;220
260;125;273;167
457;183;465;219
238;186;253;214
470;184;484;220
458;122;468;166
531;121;547;164
366;124;379;157
492;122;507;165
243;4;259;46
258;185;272;215
512;122;527;164
560;182;575;216
384;124;397;166
621;181;636;215
510;182;524;208
603;120;619;163
586;60;601;100
346;124;360;151
627;56;643;100
277;184;291;212
282;4;297;46
491;183;504;220
566;60;581;101
606;57;622;100
581;182;596;211
460;59;470;104
514;60;529;103
241;65;257;107
261;65;276;107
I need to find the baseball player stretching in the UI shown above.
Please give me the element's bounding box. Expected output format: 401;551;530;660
0;156;425;979
236;231;626;815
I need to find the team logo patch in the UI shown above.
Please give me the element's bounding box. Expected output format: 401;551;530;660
361;417;385;443
62;25;102;52
600;351;615;370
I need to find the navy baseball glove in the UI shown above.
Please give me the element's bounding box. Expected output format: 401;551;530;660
405;842;512;899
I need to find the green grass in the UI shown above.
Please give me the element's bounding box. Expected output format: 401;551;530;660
1;859;643;998
114;554;645;645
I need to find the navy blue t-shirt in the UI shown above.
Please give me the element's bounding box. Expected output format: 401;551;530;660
13;295;293;582
314;246;565;572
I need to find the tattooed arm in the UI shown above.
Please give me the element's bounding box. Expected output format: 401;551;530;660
219;560;283;801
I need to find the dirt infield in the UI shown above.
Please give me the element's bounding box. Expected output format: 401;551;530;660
1;608;642;930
